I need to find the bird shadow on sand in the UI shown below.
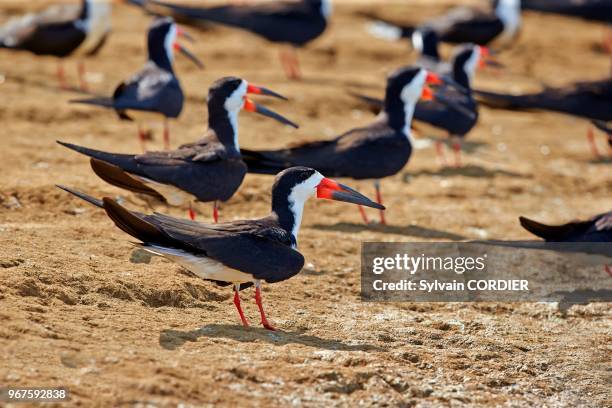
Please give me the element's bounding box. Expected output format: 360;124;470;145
311;222;466;241
7;74;95;96
408;164;529;179
587;157;612;165
159;324;384;352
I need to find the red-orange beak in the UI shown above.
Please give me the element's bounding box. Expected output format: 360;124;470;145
176;26;195;42
247;84;288;101
243;97;298;128
478;46;504;69
421;85;434;101
316;178;384;210
172;42;204;69
426;72;443;86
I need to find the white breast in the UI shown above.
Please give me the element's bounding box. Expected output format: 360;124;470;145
74;1;112;56
142;245;254;284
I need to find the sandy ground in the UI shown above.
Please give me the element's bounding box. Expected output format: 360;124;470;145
1;1;611;406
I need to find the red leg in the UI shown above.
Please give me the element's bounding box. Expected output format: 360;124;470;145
77;60;88;92
452;138;462;168
188;202;196;221
57;61;68;90
587;125;601;159
163;119;170;150
279;49;293;79
213;201;219;223
358;205;369;224
374;181;386;225
138;124;147;153
255;283;276;331
605;264;612;278
435;140;447;167
233;286;249;327
288;47;302;80
602;25;612;55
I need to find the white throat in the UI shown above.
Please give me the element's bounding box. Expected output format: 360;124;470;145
495;0;521;42
287;172;324;245
75;0;111;53
320;0;332;20
399;69;427;141
464;48;481;85
411;31;423;54
223;80;248;151
164;24;177;65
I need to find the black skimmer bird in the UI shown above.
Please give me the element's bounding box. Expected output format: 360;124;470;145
352;45;498;167
69;17;203;150
517;211;612;277
521;0;612;23
520;212;611;244
475;78;612;158
127;0;331;80
59;76;297;222
366;0;521;47
57;167;384;330
241;67;460;225
0;0;113;91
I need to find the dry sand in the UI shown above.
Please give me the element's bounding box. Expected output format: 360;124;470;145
0;1;611;406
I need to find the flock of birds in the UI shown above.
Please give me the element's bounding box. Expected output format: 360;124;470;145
1;0;610;329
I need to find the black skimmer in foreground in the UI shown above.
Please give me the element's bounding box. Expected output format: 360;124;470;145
475;78;612;158
70;17;203;151
59;76;297;222
127;0;330;80
352;45;498;167
241;67;459;225
366;0;521;47
57;167;384;330
0;0;114;91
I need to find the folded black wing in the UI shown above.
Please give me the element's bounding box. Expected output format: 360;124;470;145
103;199;305;283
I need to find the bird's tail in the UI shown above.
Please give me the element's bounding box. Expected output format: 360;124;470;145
359;12;414;41
240;149;293;175
69;97;116;109
348;91;384;114
518;216;587;242
130;0;240;28
474;90;536;111
57;184;163;244
57;141;137;171
56;185;104;208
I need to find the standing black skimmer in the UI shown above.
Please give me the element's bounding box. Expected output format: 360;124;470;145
241;67;460;225
0;0;114;91
127;0;331;80
352;45;499;167
366;0;521;47
69;17;203;150
57;167;384;330
475;78;612;158
59;76;297;222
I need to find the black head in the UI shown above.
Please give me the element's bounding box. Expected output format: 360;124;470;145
451;44;480;89
147;17;177;71
384;66;428;132
271;167;383;243
412;28;439;59
207;76;246;119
